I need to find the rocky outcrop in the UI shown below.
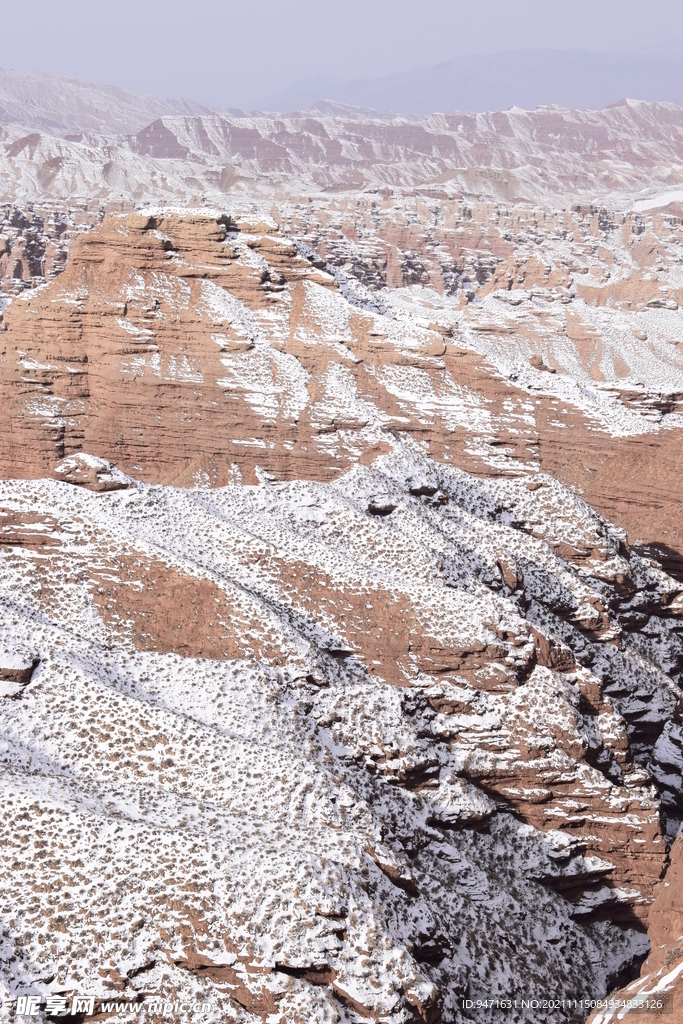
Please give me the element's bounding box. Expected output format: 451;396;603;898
0;650;38;698
0;210;341;485
0;653;37;684
2;202;683;558
588;836;683;1024
1;95;683;1023
0;202;89;296
0;442;681;1021
0;208;681;869
4;96;683;204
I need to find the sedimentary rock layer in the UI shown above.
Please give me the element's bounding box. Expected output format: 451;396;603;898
1;200;682;552
0;451;681;1022
1;90;683;1023
588;835;683;1024
0;202;681;1015
4;97;683;205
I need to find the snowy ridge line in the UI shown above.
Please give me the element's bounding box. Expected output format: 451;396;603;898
0;453;681;1021
2;98;683;204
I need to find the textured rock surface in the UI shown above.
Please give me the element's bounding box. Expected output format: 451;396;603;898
3;97;683;206
0;201;102;296
1;199;682;550
1;81;683;1024
588;836;683;1024
0;463;681;1022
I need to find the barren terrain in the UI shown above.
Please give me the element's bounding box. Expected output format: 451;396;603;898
0;72;682;1023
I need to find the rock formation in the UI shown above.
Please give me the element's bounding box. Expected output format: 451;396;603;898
2;198;683;544
3;96;683;205
588;835;683;1023
0;77;683;1024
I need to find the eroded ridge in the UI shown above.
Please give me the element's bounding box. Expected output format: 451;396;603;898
1;201;683;548
4;99;683;203
0;124;682;1022
0;441;681;1022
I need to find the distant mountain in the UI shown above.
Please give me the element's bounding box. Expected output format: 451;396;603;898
263;47;683;115
3;97;683;207
2;50;682;141
0;67;214;136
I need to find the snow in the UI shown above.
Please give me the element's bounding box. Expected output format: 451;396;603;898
2;80;683;1022
0;448;679;1019
633;189;683;212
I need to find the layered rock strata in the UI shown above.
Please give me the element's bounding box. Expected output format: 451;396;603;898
4;99;683;204
589;835;683;1024
0;104;683;1021
1;200;682;545
0;425;681;1022
0;461;679;1022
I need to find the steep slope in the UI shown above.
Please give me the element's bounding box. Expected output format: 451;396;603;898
2;202;682;549
1;87;683;1024
0;208;682;1023
0;67;213;136
2;99;683;205
0;449;681;1022
588;835;683;1023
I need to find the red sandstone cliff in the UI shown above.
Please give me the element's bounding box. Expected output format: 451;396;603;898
0;187;682;1020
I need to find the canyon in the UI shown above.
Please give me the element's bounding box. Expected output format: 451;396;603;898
0;71;682;1024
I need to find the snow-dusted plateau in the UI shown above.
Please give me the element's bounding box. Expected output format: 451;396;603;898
0;71;682;1024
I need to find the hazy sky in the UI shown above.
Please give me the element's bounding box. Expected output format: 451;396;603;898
1;0;682;108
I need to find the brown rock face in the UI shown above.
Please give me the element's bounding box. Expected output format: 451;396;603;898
2;203;683;559
588;837;683;1024
1;147;683;1016
648;836;683;959
0;656;37;685
0;210;382;486
1;211;681;882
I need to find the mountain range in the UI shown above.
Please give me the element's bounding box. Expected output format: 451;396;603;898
265;47;683;114
0;64;682;1024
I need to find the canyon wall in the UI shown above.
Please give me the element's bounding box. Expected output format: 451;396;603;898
1;82;683;1023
